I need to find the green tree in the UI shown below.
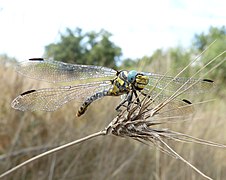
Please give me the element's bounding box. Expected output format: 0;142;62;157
169;47;191;77
85;30;122;68
44;28;122;69
120;58;137;69
193;26;226;51
192;26;226;86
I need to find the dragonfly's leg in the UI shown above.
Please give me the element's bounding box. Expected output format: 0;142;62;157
141;91;151;98
126;91;134;111
115;91;133;112
115;94;129;112
125;90;142;111
133;90;140;104
77;90;109;117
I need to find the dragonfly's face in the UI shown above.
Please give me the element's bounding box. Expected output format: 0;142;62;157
127;70;149;90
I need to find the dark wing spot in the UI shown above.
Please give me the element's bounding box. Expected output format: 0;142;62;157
29;58;44;61
182;99;192;104
20;90;36;96
203;79;214;83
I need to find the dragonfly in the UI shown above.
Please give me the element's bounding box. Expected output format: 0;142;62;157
11;58;214;117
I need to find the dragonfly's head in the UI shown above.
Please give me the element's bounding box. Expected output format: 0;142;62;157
127;70;149;90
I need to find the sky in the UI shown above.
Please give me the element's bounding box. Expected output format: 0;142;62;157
0;0;225;61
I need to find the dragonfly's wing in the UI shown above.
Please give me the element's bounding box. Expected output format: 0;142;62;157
142;90;194;120
144;72;214;94
11;81;112;112
153;98;194;119
16;58;116;83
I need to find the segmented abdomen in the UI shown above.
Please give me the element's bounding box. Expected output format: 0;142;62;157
76;90;109;117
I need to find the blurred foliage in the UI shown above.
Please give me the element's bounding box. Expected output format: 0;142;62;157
0;54;17;65
140;49;170;74
120;58;137;69
192;26;226;87
193;26;226;52
168;47;192;77
45;28;122;69
120;49;171;74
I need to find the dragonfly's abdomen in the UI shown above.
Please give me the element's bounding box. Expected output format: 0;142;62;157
77;90;110;117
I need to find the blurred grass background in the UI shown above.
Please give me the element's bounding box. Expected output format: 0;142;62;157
0;27;226;180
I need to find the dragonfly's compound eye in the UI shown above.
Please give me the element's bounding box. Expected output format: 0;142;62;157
127;70;138;83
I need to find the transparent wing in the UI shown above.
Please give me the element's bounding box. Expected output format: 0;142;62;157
16;58;117;83
142;90;194;119
153;98;194;119
11;81;112;111
144;72;214;94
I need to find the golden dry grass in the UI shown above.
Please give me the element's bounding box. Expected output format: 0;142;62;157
0;60;226;180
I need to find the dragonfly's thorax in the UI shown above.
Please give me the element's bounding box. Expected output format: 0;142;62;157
109;71;130;95
109;70;149;96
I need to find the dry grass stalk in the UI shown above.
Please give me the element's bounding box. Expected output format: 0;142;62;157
1;42;226;179
105;93;226;180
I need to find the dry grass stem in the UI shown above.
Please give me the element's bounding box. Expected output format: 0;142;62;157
0;131;106;178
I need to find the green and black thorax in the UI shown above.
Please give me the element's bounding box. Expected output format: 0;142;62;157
109;70;149;96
